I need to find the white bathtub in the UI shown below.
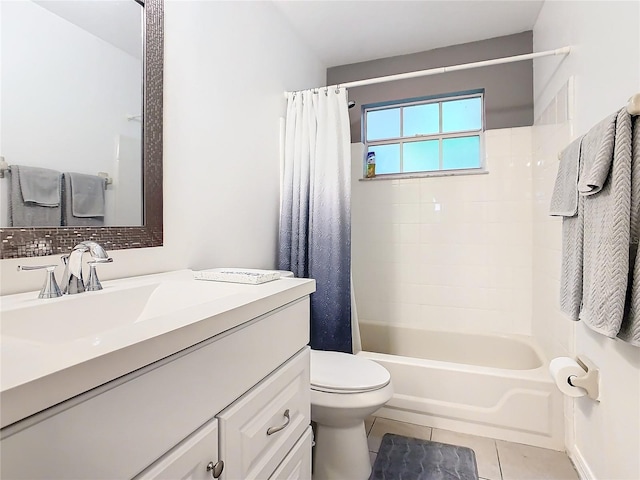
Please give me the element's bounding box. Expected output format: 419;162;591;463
357;322;564;450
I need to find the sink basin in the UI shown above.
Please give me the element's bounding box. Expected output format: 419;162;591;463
1;274;246;345
2;284;160;344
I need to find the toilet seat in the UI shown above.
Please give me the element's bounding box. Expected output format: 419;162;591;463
310;350;391;394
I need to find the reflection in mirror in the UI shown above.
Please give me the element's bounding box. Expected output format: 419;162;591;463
0;0;163;258
0;0;143;227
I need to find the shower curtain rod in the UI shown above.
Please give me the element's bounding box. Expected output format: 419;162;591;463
284;46;572;97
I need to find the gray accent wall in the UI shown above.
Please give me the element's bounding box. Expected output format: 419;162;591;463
327;32;533;142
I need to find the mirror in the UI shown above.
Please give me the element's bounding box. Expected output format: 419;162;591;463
0;0;163;258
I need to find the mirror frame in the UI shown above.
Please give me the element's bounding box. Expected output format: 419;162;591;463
0;0;163;259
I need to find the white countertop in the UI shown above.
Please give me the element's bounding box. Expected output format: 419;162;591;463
0;270;315;429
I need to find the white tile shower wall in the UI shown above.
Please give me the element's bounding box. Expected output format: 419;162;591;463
352;127;533;335
532;81;575;363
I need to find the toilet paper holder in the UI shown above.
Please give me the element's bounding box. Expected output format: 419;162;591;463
568;356;600;401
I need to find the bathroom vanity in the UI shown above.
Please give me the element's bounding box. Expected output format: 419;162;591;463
0;270;315;479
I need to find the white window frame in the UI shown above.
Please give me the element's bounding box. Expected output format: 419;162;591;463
362;91;486;179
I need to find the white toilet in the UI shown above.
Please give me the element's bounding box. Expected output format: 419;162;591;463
277;270;393;478
310;349;393;480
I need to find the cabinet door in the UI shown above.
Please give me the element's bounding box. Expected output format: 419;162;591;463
269;427;312;480
218;348;310;480
134;418;220;480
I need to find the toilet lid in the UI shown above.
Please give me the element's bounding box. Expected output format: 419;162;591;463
310;350;391;393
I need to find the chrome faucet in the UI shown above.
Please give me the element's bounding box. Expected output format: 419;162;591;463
62;241;112;294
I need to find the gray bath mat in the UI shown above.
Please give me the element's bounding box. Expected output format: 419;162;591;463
370;433;479;480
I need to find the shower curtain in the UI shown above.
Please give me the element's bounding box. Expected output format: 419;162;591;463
278;88;352;353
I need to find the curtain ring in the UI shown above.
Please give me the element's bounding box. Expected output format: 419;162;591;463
335;85;340;94
324;87;328;96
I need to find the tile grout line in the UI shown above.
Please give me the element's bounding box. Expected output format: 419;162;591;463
494;440;504;480
367;417;377;457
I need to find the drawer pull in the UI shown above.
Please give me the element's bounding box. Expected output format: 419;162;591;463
266;409;291;436
206;460;224;478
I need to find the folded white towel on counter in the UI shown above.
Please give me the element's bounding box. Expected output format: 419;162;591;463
194;268;281;284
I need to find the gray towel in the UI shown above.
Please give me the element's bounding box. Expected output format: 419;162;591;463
559;203;584;321
552;136;585;320
578;113;617;196
550;137;582;216
9;165;62;227
618;114;640;346
68;172;105;217
17;165;61;206
62;173;104;226
580;108;632;338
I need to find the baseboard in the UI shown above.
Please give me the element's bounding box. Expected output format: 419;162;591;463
569;445;596;480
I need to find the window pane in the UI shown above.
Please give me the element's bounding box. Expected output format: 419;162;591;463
442;136;481;170
366;108;400;141
442;97;482;133
368;144;400;174
403;140;439;172
403;103;439;136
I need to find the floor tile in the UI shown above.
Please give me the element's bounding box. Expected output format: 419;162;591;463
367;417;432;453
365;416;375;436
497;440;578;480
369;451;377;467
431;429;501;480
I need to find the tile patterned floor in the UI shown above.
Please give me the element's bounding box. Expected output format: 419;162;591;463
366;417;579;480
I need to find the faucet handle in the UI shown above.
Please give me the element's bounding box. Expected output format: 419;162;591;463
86;258;113;291
60;254;72;294
17;265;62;299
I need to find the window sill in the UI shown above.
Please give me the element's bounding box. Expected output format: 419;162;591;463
358;168;489;181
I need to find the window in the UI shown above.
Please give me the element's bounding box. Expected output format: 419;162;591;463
363;92;484;177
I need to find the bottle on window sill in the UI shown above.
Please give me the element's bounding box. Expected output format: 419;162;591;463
366;151;376;178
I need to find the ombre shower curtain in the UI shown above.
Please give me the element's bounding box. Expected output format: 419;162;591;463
278;88;352;353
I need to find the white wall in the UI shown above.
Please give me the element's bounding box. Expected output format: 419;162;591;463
533;2;640;479
531;78;576;453
352;127;533;335
0;0;142;226
0;0;325;295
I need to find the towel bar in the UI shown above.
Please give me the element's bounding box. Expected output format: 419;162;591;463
0;156;8;178
555;92;640;161
627;93;640;115
0;161;112;188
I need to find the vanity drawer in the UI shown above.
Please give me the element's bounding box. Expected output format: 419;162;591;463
134;418;219;480
269;426;312;480
218;347;310;480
